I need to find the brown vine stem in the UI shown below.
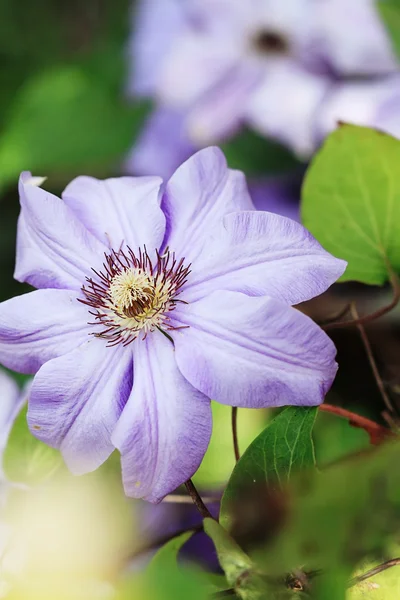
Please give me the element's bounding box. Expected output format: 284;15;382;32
319;404;392;445
349;558;400;587
349;302;395;415
232;407;240;462
184;479;215;519
323;268;400;331
162;493;220;504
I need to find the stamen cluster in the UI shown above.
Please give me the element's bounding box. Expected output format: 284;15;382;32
80;247;190;346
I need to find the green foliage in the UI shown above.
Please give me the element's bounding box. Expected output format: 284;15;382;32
253;441;400;596
378;0;400;59
0;66;149;190
302;124;400;285
222;128;301;176
3;403;63;484
350;559;400;599
220;407;317;529
145;532;210;600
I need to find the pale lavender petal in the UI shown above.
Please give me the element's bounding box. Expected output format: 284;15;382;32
172;291;338;408
245;62;332;157
162;147;254;262
124;106;196;180
186;64;260;144
0;290;91;374
112;333;211;503
157;31;240;108
316;76;400;142
248;172;303;221
15;173;107;291
28;341;133;474
183;211;346;304
0;370;25;474
127;0;188;96
62;174;165;252
316;0;397;76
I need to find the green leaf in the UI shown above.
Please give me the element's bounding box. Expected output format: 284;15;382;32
220;407;317;529
146;532;210;600
378;0;400;59
221;129;301;176
0;66;149;189
253;441;400;583
350;559;400;599
3;403;63;485
302;124;400;285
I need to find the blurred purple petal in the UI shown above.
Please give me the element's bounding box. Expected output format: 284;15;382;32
173;291;338;408
125;106;196;180
0;290;90;374
316;0;397;76
245;62;332;157
112;333;211;503
184;211;346;304
162;147;254;261
316;75;400;141
127;0;188;96
62;175;165;252
28;341;133;474
15;173;107;291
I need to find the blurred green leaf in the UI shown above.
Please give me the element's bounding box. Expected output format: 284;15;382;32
4;403;63;484
145;531;210;600
302;124;400;285
378;0;400;59
313;410;370;467
0;66;149;189
254;441;400;595
220;407;317;529
222;129;301;176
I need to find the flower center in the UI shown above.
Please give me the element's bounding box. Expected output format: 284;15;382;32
251;29;289;55
79;247;190;346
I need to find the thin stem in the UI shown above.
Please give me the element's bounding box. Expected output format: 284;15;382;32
319;404;392;445
184;479;214;519
232;407;240;462
349;558;400;587
162;493;220;504
324;269;400;331
350;303;395;414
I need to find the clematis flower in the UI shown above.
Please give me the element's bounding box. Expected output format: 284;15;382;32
0;370;25;483
130;0;332;157
0;148;346;502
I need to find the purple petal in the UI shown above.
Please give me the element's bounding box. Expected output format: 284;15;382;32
127;0;188;96
0;370;25;474
112;333;211;503
162;147;254;262
15;173;107;290
124;106;196;180
183;211;346;304
316;0;397;76
28;341;133;474
172;291;338;408
0;290;91;374
185;64;259;144
245;62;332;157
157;31;239;108
62;175;165;252
316;76;400;142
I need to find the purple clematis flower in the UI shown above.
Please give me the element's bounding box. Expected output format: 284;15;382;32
0;148;345;502
0;370;25;482
130;0;332;157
